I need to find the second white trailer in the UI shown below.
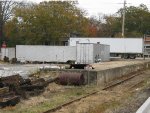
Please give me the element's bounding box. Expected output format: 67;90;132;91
69;37;143;58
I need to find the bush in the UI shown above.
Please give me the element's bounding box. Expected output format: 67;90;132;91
11;58;17;64
3;56;9;62
66;60;75;64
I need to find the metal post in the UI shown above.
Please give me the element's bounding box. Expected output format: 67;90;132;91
0;1;2;44
122;0;126;38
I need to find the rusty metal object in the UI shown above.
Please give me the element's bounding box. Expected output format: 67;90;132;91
0;87;20;107
102;72;143;90
20;79;31;86
20;84;45;91
20;78;46;91
58;73;85;85
0;87;9;95
0;92;15;98
0;74;25;86
43;91;98;113
30;78;45;85
0;95;20;107
0;74;58;107
45;77;58;86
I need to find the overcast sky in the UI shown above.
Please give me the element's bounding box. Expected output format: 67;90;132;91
27;0;150;16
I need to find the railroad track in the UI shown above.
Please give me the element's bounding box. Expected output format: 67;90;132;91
42;71;144;113
102;72;143;90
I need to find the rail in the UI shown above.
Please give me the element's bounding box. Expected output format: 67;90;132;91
42;71;144;113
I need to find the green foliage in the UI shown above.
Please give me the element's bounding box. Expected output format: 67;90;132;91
4;3;150;46
110;4;150;37
5;1;89;46
125;4;150;36
87;4;150;37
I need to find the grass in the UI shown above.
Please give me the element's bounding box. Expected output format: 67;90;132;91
89;71;150;113
90;100;121;113
0;85;97;113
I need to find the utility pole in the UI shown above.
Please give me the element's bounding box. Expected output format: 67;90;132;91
0;1;2;44
122;0;126;38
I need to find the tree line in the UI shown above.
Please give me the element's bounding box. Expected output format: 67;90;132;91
1;1;150;46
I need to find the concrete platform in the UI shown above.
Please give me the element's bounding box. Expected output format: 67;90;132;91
93;60;150;87
1;60;150;88
92;60;149;71
44;60;150;88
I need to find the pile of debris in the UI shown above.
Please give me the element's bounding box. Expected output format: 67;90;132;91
0;72;85;108
0;74;57;108
0;87;20;108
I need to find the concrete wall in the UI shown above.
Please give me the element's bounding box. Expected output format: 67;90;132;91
136;97;150;113
96;62;150;87
1;48;15;60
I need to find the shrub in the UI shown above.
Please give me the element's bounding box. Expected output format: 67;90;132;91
3;56;9;62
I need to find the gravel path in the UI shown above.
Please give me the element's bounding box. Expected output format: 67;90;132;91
92;60;150;70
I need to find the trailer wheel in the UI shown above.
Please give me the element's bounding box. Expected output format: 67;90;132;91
129;55;136;59
124;54;129;59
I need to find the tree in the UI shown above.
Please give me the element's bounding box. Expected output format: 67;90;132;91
96;4;150;37
0;0;19;44
87;16;99;37
7;1;89;45
115;4;150;37
125;4;150;36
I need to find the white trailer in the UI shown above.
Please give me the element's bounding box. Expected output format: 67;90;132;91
16;44;109;64
76;43;110;64
69;37;143;58
16;45;76;62
1;48;15;60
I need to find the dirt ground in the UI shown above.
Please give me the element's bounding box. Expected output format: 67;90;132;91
1;60;150;113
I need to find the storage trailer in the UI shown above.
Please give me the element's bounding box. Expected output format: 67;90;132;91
69;37;144;59
1;48;15;60
76;43;110;64
16;44;109;64
16;45;76;63
143;34;150;58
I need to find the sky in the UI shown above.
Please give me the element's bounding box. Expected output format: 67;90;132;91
27;0;150;16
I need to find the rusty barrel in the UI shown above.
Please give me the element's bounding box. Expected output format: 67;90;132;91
58;73;84;85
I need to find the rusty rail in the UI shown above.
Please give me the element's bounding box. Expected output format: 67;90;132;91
102;72;143;90
42;71;144;113
43;91;98;113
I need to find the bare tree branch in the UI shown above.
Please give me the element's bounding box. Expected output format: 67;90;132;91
0;0;22;43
